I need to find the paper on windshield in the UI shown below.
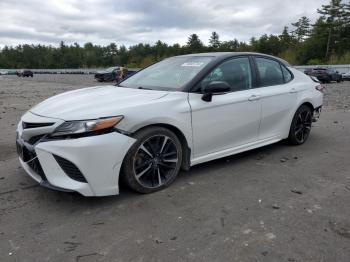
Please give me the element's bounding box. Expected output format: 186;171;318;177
181;62;205;67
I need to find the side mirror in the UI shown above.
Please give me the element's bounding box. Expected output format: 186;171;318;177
201;81;231;102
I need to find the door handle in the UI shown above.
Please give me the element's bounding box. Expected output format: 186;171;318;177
289;88;298;94
248;95;260;101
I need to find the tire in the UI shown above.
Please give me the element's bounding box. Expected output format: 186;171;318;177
122;127;183;194
288;105;313;145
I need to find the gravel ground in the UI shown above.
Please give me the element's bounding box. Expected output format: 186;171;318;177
0;75;349;262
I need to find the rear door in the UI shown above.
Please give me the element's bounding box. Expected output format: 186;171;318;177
254;57;298;140
188;56;261;159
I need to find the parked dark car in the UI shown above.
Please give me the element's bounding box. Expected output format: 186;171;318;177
94;67;137;82
308;68;342;83
94;67;118;82
304;68;312;75
17;70;34;77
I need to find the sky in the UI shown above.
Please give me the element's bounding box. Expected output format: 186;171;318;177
0;0;329;48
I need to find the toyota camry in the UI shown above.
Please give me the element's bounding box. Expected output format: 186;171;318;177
16;52;323;196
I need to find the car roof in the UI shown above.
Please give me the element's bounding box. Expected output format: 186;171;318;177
174;52;291;66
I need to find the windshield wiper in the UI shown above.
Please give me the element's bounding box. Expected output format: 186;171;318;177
115;84;152;90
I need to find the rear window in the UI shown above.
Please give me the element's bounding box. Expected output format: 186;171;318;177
281;66;293;83
256;57;284;86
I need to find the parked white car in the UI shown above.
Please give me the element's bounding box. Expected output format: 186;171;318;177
16;53;323;196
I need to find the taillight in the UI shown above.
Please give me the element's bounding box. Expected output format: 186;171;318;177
316;85;325;93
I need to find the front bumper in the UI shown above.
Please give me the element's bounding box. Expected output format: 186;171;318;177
17;113;136;196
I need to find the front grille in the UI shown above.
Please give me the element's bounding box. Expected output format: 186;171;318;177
22;122;54;129
27;134;47;145
53;155;87;183
19;144;47;181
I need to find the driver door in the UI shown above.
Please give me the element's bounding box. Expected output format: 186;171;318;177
188;56;261;159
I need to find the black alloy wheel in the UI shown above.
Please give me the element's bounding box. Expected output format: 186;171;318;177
134;135;178;188
122;127;182;193
288;105;313;145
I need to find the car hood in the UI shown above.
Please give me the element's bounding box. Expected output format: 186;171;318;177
30;85;169;120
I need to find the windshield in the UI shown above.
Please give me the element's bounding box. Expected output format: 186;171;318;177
120;56;213;90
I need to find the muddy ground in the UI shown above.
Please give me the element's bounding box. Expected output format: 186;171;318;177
0;75;349;262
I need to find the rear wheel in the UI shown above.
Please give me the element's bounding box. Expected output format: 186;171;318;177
288;105;313;145
122;127;183;193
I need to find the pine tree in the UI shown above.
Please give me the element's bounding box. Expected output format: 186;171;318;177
279;26;295;52
317;0;346;58
209;32;221;49
186;34;204;53
291;16;311;41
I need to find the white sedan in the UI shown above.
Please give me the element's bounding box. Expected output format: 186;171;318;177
16;52;323;196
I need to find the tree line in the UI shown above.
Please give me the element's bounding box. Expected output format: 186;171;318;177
0;0;349;69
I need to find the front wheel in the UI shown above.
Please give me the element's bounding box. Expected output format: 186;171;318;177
288;105;313;145
122;127;183;193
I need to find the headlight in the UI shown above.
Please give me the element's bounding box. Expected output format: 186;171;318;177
52;116;124;137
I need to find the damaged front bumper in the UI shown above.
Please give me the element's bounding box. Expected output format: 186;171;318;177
16;111;137;196
17;131;136;196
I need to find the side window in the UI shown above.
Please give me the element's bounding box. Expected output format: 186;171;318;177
256;58;284;86
200;57;252;92
281;65;293;83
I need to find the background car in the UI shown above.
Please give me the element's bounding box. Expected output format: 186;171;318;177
94;67;137;82
308;68;342;83
341;71;350;81
94;66;119;82
16;52;323;197
304;68;312;75
17;70;34;77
